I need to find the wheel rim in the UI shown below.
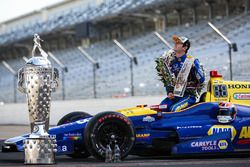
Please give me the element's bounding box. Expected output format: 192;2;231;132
92;120;132;156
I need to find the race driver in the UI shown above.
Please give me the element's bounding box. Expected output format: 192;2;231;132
158;35;205;112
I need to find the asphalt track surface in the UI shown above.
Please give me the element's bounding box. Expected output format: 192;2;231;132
1;140;250;167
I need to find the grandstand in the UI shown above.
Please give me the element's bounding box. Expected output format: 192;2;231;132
0;0;250;103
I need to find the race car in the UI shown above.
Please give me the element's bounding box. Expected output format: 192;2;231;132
2;70;250;161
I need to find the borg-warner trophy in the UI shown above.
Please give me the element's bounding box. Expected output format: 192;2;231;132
17;34;59;164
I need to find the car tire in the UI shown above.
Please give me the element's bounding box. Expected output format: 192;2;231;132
57;111;92;159
57;111;91;126
84;111;135;161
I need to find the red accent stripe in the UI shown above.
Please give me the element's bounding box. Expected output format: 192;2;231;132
237;139;250;145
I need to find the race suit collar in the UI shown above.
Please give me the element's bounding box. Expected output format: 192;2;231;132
175;54;187;62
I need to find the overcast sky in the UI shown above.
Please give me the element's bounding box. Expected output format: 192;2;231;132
0;0;65;23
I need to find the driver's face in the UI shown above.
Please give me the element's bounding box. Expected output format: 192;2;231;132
174;43;185;54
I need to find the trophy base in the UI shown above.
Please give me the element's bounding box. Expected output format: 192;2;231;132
24;137;56;165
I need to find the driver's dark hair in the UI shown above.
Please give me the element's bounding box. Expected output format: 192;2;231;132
183;40;191;53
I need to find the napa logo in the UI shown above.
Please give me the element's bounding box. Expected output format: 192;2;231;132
208;125;236;141
218;140;228;150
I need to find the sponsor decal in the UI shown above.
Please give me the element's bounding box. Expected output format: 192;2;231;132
76;117;91;124
98;114;131;125
208;125;236;141
214;98;228;102
142;116;155;122
125;110;134;114
191;140;228;151
63;133;82;140
239;126;250;139
237;139;250;145
177;126;202;129
233;93;250;100
218;140;228;150
228;84;250;89
175;102;189;112
136;133;150;138
237;126;250;145
191;140;217;151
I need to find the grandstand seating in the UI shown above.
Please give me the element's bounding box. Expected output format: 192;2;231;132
0;2;250;103
0;0;169;45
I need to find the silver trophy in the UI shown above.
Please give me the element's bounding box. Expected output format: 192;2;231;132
18;34;59;164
